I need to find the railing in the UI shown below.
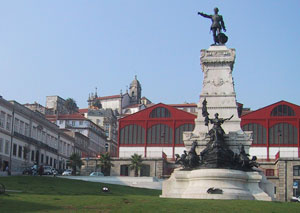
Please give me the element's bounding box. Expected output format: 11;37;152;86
14;132;58;153
255;151;299;161
118;151;168;158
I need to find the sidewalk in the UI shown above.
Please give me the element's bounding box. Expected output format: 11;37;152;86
59;176;163;190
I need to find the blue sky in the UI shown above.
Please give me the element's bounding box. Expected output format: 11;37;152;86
0;1;299;110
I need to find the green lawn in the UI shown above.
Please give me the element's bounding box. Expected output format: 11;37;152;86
0;176;299;213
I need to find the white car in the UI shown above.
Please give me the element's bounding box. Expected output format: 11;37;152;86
43;166;53;175
62;169;72;176
291;196;300;202
89;172;104;176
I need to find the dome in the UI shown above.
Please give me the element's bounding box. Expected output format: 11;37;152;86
130;75;141;88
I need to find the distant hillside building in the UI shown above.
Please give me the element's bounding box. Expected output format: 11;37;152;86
46;113;108;157
87;76;151;115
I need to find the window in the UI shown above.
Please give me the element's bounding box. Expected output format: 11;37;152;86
293;166;300;176
0;111;5;128
5;140;9;154
13;144;17;156
59;120;63;124
79;121;83;125
25;123;29;136
265;169;274;176
72;121;75;126
18;145;22;158
175;124;195;144
50;157;53;166
41;154;44;163
269;123;297;145
31;150;35;161
23;146;28;160
32;126;37;139
120;124;145;145
149;107;171;118
0;138;3;153
14;118;19;133
242;123;267;145
20;121;24;135
140;165;150;176
147;124;173;144
120;165;129;176
42;131;46;142
6;114;12;131
271;104;295;116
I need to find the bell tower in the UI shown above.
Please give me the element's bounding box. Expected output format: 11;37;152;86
129;75;142;104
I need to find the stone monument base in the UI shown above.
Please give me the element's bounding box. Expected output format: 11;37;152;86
160;168;274;201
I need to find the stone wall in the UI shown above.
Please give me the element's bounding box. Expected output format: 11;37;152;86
259;158;300;202
81;157;165;178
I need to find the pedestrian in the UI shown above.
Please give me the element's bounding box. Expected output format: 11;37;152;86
38;165;44;176
5;165;9;175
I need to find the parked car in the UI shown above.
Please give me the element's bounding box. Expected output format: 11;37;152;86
43;166;53;175
62;169;72;176
291;196;300;202
89;172;104;177
22;166;33;175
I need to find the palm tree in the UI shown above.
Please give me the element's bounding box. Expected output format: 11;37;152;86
129;153;143;177
68;153;83;175
98;153;114;176
64;98;78;114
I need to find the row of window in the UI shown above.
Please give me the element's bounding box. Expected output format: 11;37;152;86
0;111;12;131
271;104;295;117
147;105;295;119
0;137;69;169
119;123;194;145
0;138;10;155
264;166;300;177
242;122;298;145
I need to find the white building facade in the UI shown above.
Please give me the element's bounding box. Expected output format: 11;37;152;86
0;98;74;175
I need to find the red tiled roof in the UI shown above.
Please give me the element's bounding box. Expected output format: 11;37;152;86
96;95;121;100
46;113;87;121
79;108;88;114
169;103;197;107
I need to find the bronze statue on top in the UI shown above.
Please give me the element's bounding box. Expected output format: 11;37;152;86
198;7;228;45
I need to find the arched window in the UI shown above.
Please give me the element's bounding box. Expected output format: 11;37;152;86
269;123;297;145
149;107;171;118
147;124;173;144
120;124;145;145
175;123;195;144
242;123;267;145
271;105;295;116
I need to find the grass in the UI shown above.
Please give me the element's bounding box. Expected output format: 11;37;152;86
0;176;299;213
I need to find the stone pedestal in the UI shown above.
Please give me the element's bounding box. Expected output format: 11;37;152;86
161;45;274;201
183;45;252;154
161;168;274;201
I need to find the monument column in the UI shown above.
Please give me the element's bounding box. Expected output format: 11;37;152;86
194;45;241;136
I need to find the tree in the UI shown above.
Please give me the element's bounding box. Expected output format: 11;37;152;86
68;153;83;175
98;152;114;176
129;153;143;177
64;98;78;114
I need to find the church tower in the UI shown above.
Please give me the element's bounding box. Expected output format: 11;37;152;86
129;75;142;104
